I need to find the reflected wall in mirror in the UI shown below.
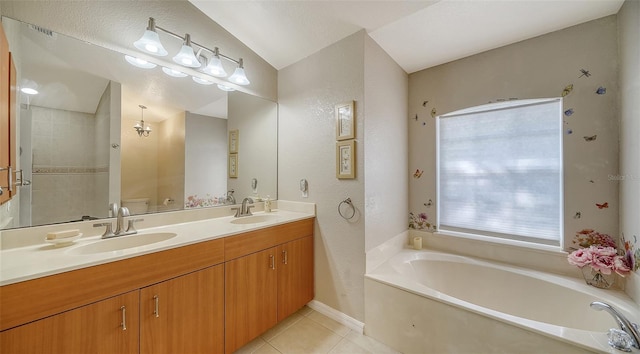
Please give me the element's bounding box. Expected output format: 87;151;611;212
1;16;277;229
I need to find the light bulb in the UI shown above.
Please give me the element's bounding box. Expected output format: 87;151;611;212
203;56;227;77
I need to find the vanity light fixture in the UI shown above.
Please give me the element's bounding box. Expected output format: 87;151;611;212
131;17;250;89
172;34;201;68
202;48;227;78
125;55;157;69
134;105;152;137
228;59;250;86
162;67;188;78
133;18;168;56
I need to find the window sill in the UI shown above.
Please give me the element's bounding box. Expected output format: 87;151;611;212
411;229;576;277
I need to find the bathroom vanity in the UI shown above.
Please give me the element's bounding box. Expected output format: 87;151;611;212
0;208;314;354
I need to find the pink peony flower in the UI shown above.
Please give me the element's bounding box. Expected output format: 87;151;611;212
614;256;631;276
568;248;592;267
591;252;615;275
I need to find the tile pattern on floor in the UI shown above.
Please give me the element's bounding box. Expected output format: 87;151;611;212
234;306;400;354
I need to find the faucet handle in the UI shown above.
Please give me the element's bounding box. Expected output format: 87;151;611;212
231;207;241;217
126;218;144;233
93;222;114;238
246;204;255;216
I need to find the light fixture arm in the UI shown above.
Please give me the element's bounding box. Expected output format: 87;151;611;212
152;19;242;66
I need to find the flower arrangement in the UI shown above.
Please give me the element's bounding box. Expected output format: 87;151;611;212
409;212;436;232
567;229;632;288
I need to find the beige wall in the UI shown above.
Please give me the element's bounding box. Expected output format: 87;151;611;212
120;118;159;208
618;0;640;303
363;36;408;253
409;16;620;248
227;92;278;201
279;31;408;321
157;113;185;212
279;31;366;321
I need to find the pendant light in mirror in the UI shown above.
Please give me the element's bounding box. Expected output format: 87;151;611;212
134;105;152;137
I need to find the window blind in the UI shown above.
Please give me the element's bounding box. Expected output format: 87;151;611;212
437;99;563;245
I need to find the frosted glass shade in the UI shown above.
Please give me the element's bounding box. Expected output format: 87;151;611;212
203;56;227;77
133;30;168;56
217;84;235;92
192;76;214;85
125;55;157;69
173;45;201;68
162;67;188;78
228;67;250;85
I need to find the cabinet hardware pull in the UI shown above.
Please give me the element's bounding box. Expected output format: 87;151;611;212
282;250;288;265
153;295;160;318
269;254;275;269
120;306;127;331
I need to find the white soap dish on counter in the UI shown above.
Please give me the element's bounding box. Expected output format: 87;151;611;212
45;233;82;247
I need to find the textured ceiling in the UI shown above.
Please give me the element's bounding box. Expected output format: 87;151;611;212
191;0;625;73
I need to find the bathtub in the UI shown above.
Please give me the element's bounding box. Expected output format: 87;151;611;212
364;249;640;353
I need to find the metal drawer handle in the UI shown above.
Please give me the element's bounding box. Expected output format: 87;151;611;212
282;250;288;265
153;295;159;318
120;306;127;331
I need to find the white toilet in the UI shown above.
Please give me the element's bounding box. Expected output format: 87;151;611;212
121;198;150;215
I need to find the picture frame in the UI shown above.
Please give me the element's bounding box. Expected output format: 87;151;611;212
229;129;239;154
335;101;355;141
228;154;238;178
336;140;355;179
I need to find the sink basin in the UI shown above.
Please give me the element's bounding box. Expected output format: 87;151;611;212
69;232;177;255
230;214;278;225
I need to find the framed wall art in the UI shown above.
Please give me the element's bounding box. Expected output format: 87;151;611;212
335;101;355;141
336;140;355;179
228;154;238;178
229;129;239;153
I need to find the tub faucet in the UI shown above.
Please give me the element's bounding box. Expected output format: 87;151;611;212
590;301;640;349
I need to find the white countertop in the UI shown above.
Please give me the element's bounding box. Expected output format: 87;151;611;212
0;203;315;286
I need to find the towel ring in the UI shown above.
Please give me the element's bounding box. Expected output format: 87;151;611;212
338;198;355;220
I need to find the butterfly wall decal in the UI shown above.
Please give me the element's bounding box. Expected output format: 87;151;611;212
413;169;424;179
562;84;574;97
595;86;606;95
431;108;437;118
596;202;609;209
583;135;597;142
564;108;574;116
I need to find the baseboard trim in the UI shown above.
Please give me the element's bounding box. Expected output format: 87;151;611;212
307;300;364;334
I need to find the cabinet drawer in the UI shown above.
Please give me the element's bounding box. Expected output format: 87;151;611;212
224;218;314;260
0;238;224;331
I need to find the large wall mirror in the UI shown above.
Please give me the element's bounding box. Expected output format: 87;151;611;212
1;16;278;229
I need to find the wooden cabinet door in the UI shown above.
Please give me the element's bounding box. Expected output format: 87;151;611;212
0;291;139;354
277;235;314;321
140;265;224;354
225;247;278;354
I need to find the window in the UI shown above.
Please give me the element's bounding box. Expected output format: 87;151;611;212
436;98;563;246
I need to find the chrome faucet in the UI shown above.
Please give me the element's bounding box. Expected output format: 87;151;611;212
591;301;640;349
115;207;130;235
226;189;236;205
94;206;143;239
233;197;254;217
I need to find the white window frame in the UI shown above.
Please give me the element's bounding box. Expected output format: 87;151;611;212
435;98;564;249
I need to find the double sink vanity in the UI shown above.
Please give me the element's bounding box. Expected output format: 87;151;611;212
0;201;316;354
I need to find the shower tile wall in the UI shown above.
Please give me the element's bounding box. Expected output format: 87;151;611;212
31;106;99;225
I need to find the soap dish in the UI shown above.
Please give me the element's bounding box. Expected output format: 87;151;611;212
45;233;82;247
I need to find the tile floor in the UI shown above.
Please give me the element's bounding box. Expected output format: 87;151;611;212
234;306;400;354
